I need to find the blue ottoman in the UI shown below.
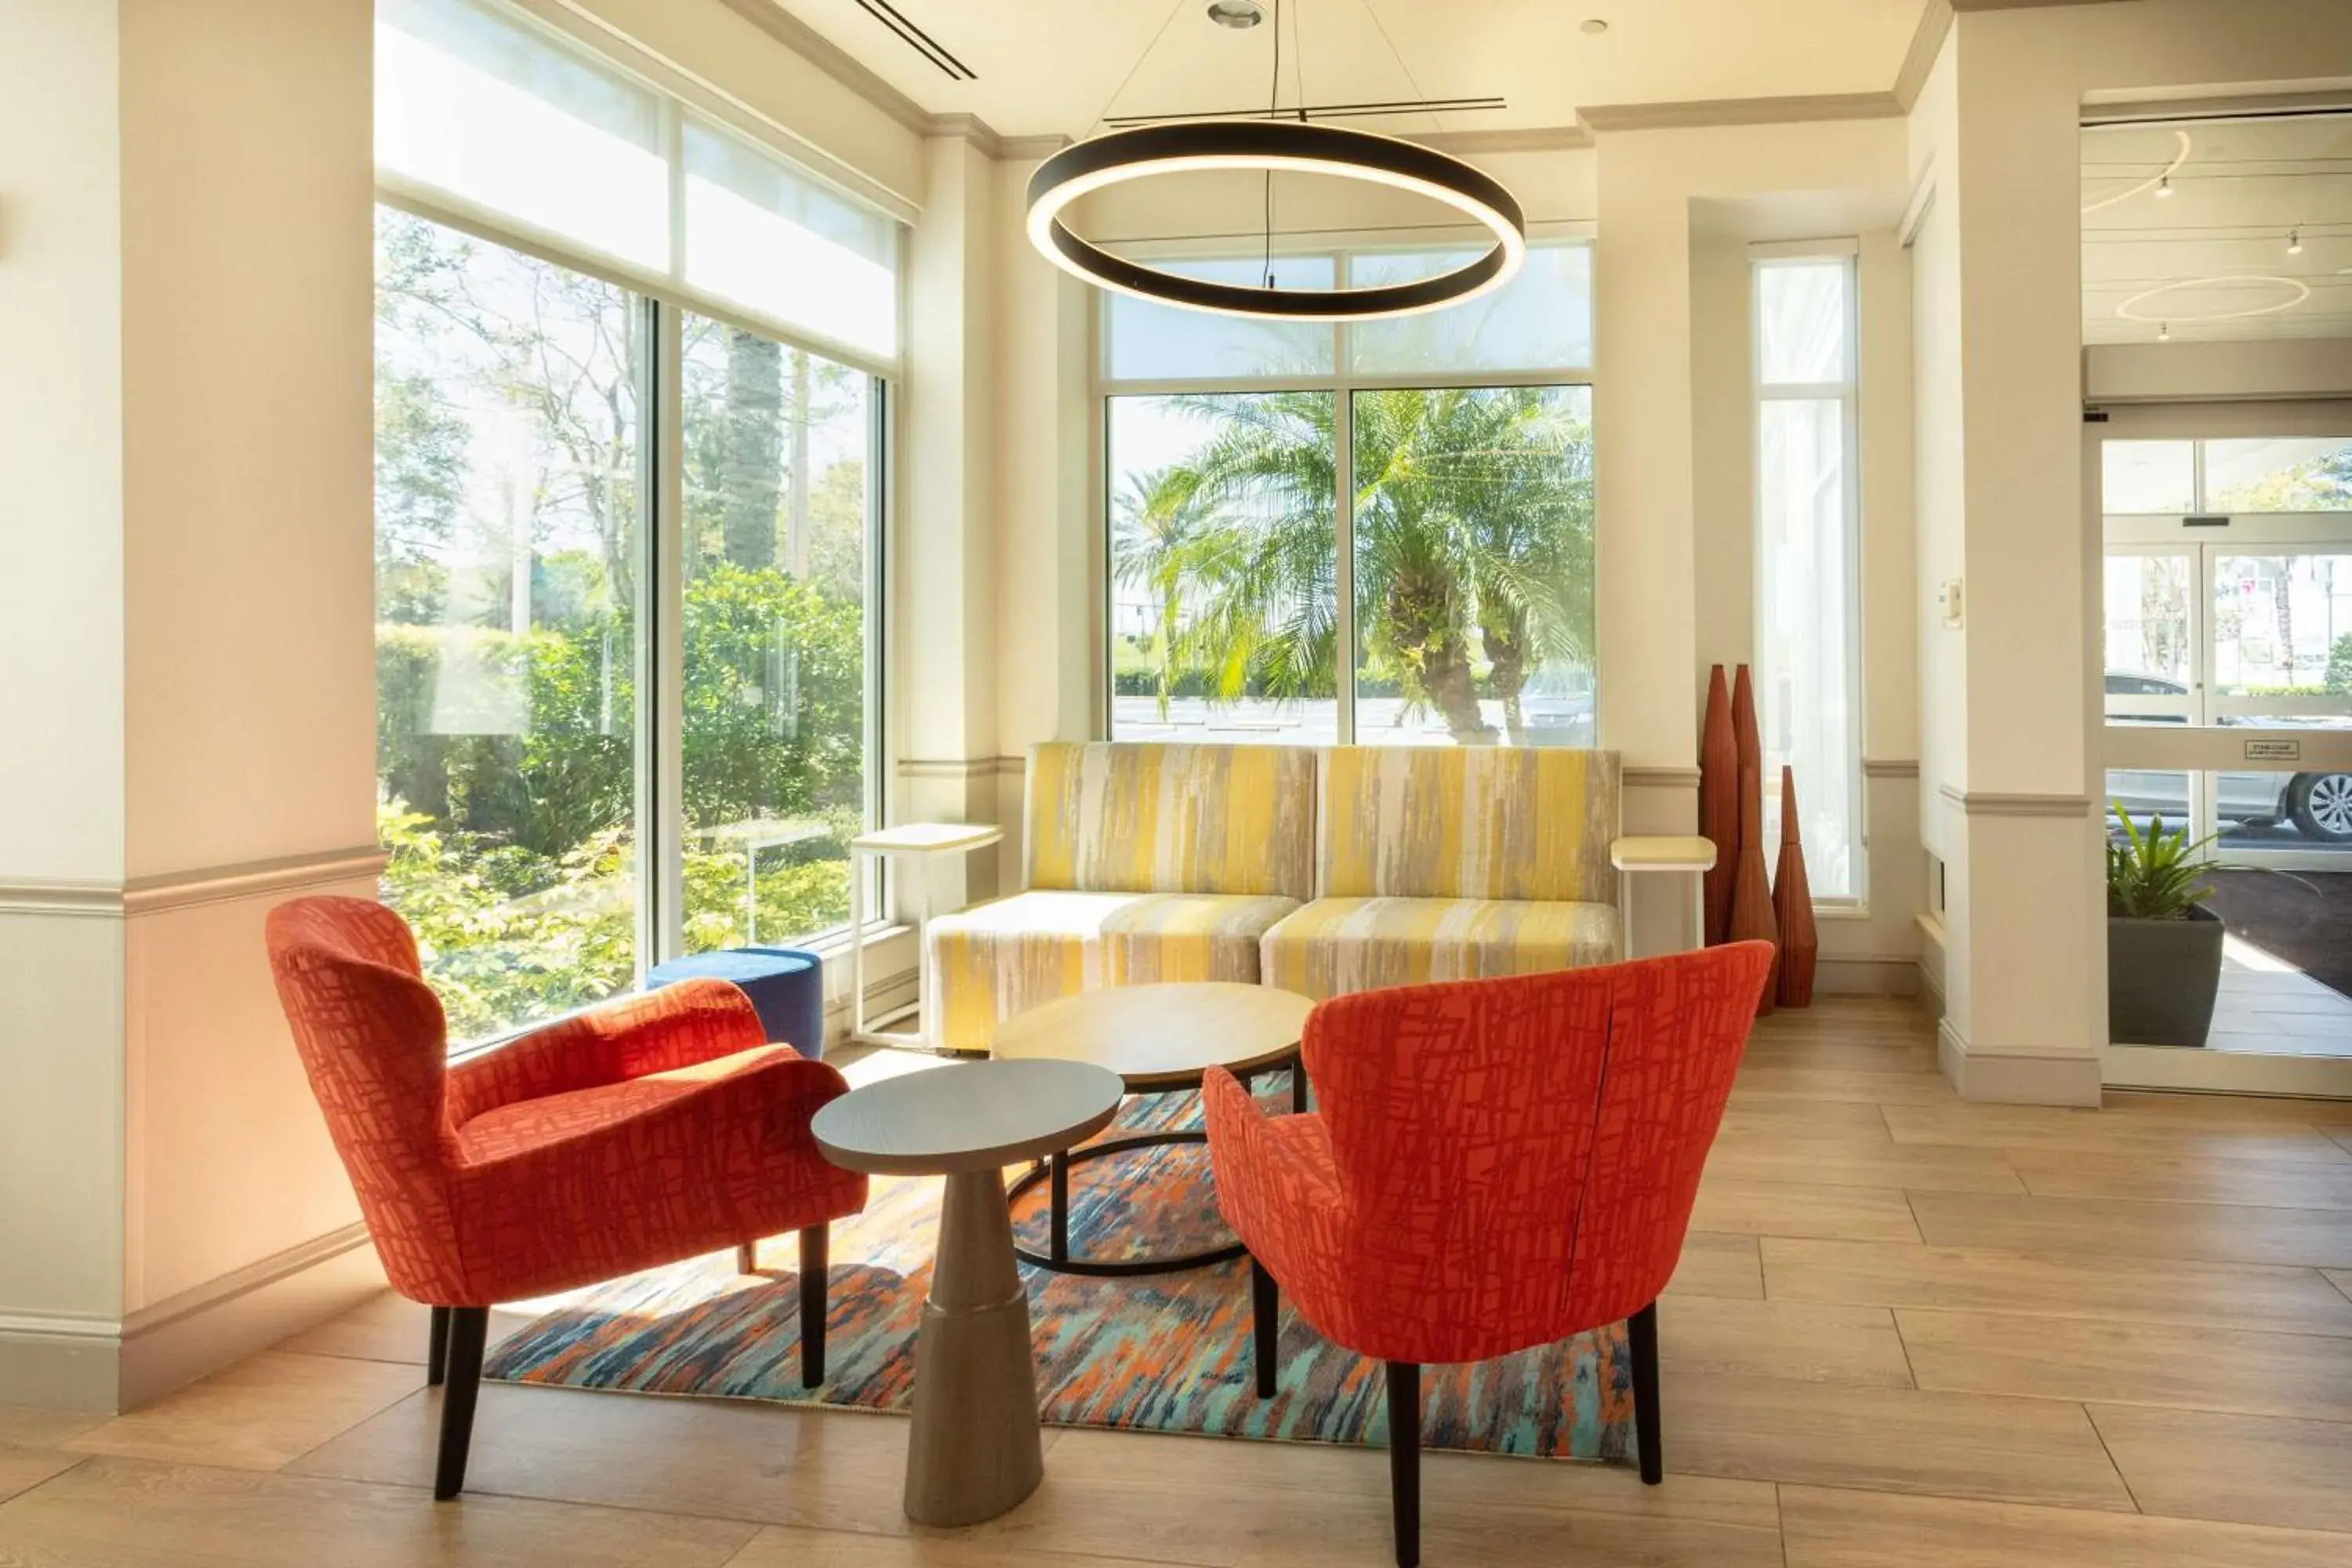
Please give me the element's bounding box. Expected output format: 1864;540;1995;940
647;947;825;1062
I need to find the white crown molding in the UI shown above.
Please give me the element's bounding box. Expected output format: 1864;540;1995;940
714;0;931;136
1948;0;2136;10
713;0;1024;161
1407;125;1593;155
1895;0;1954;112
1578;92;1904;136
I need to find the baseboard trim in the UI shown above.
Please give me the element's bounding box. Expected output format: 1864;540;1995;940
1938;1019;2103;1106
0;1222;387;1413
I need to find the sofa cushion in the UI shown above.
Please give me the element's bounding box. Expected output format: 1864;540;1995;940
1025;742;1317;901
1260;897;1620;1002
1318;746;1620;903
926;889;1302;1051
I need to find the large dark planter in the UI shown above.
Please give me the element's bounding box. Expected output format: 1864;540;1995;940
2107;903;2225;1047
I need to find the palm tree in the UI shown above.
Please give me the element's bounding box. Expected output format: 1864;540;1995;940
1150;387;1593;743
1112;466;1217;720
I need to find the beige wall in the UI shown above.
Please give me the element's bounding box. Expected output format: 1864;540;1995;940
2;0;383;1410
1905;0;2352;1103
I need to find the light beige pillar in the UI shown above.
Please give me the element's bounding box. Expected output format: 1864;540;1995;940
0;0;383;1409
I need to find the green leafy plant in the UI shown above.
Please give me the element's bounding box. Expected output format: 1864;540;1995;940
2106;802;2218;920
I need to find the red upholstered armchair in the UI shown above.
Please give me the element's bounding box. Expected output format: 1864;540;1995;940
1204;943;1774;1568
266;897;866;1499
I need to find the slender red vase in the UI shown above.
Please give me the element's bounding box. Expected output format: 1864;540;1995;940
1699;665;1737;946
1729;761;1780;1014
1773;766;1818;1009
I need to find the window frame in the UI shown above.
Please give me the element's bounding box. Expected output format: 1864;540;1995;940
1750;244;1867;909
1092;230;1599;747
372;1;901;1046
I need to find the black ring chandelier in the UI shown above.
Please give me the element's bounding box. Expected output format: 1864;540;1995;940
1025;118;1527;322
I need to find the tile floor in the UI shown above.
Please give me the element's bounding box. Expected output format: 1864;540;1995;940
7;996;2352;1565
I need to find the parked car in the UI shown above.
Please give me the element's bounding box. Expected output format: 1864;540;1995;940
2105;673;2352;844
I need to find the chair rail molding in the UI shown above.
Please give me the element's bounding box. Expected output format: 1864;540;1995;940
1935;785;2092;818
1862;757;1921;780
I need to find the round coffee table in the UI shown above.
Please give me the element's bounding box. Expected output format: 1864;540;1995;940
990;982;1315;1278
811;1058;1122;1528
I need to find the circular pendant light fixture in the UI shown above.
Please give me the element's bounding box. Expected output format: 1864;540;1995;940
1026;119;1526;321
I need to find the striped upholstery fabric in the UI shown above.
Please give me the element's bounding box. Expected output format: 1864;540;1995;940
1025;742;1317;901
1317;746;1620;904
926;889;1301;1051
1260;897;1619;1003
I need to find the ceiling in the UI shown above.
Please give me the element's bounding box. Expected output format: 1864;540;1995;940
768;0;1926;140
2082;113;2352;345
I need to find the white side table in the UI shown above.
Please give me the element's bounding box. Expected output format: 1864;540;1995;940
1610;835;1719;957
848;822;1004;1049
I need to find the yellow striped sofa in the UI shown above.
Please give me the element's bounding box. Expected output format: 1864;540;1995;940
1258;746;1622;1000
923;742;1317;1051
925;741;1626;1049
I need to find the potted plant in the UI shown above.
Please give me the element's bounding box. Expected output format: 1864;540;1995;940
2105;803;2224;1047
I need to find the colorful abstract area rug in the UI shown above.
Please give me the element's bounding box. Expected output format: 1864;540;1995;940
485;1077;1635;1463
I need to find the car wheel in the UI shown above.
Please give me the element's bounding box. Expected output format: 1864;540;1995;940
2288;772;2352;844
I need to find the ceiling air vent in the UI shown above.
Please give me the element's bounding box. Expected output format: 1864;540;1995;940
851;0;975;81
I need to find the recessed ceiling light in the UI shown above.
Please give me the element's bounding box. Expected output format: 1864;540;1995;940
1581;18;1610;34
1206;0;1264;27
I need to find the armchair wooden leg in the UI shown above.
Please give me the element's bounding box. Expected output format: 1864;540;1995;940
1628;1299;1663;1485
1250;1256;1279;1398
426;1305;451;1388
1386;1360;1421;1568
799;1224;829;1388
434;1307;489;1501
737;1240;760;1275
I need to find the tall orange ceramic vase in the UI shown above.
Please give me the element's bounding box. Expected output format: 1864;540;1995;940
1729;761;1780;1014
1773;766;1818;1009
1699;666;1737;945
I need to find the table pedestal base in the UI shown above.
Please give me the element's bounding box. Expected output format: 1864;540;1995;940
905;1170;1044;1526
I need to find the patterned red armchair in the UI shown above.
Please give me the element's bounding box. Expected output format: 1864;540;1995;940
266;897;866;1499
1204;943;1774;1568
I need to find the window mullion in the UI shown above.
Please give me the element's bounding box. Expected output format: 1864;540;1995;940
644;298;686;968
1334;388;1357;746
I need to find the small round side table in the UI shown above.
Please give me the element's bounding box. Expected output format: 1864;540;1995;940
811;1058;1121;1528
991;982;1314;1278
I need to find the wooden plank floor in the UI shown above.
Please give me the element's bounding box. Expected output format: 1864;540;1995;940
8;994;2352;1565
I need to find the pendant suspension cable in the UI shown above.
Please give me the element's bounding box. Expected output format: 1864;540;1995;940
1087;0;1193;138
1359;0;1442;133
1264;0;1283;289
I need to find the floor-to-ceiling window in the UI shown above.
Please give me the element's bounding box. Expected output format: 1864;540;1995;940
1752;247;1864;902
375;0;894;1043
1101;241;1595;746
